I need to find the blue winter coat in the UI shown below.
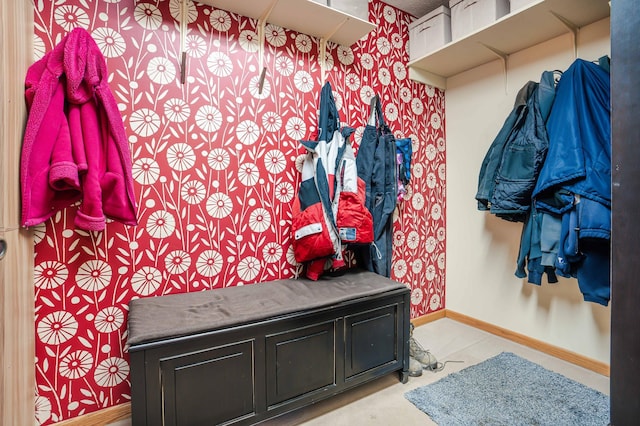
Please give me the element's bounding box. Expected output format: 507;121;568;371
532;58;611;306
533;59;611;213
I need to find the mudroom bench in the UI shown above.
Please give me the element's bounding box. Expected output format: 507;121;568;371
127;269;410;425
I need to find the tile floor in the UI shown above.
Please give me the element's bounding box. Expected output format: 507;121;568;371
110;318;610;425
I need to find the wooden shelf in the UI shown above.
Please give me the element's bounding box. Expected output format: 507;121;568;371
197;0;376;46
408;0;610;89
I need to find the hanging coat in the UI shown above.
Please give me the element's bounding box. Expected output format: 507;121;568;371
355;95;398;278
532;58;611;306
21;27;138;231
292;82;373;280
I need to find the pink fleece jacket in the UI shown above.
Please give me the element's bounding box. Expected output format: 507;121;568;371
21;27;137;231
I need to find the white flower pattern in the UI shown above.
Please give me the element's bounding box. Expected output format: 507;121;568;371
35;261;68;290
94;357;129;388
207;51;233;77
196;250;223;277
248;208;271;232
131;266;162;296
208;148;230;170
132;158;160;185
94;306;125;333
37;311;78;345
91;27;126;58
54;5;90;31
129;108;160;137
146;210;176;238
147;57;176;85
164;98;191;122
167;143;196;171
134;3;162;30
165;250;192;274
76;260;112;292
206;192;233;218
181;180;206;204
59;350;94;379
237;256;261;281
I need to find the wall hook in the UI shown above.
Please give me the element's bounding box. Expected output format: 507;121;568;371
257;0;278;94
179;0;188;84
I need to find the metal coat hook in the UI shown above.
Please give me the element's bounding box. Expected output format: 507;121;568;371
320;38;327;83
258;19;267;94
257;0;278;94
179;0;188;84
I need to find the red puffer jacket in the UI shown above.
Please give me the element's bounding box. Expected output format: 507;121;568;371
292;82;373;280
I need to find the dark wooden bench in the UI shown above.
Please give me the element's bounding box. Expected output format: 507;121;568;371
127;269;410;425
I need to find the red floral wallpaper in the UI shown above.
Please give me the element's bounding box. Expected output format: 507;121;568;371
32;0;446;423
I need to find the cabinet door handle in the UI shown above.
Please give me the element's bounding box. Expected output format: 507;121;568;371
0;239;6;260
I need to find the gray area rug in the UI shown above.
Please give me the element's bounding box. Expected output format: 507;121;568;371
405;352;609;426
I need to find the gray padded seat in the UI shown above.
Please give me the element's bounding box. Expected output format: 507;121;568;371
127;269;407;346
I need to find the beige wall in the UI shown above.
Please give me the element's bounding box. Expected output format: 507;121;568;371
445;18;611;364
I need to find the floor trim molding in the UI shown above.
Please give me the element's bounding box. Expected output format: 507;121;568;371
55;402;130;426
439;310;610;377
411;309;446;327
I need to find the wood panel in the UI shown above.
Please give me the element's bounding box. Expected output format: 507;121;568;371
0;0;35;425
610;0;640;423
0;0;31;228
0;228;36;423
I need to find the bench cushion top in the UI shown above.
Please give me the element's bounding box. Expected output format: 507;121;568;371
127;270;407;346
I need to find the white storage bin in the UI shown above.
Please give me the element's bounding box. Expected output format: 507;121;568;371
328;0;369;22
409;6;451;61
310;0;328;5
449;0;510;40
510;0;535;12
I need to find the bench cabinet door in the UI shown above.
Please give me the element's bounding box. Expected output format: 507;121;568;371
265;320;336;407
344;304;400;379
159;340;255;426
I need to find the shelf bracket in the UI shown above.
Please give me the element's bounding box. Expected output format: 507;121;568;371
408;67;446;91
319;16;348;82
550;11;579;58
320;37;327;83
479;43;509;94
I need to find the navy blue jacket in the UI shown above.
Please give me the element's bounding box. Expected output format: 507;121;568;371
476;71;556;223
533;58;611;306
476;81;536;214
